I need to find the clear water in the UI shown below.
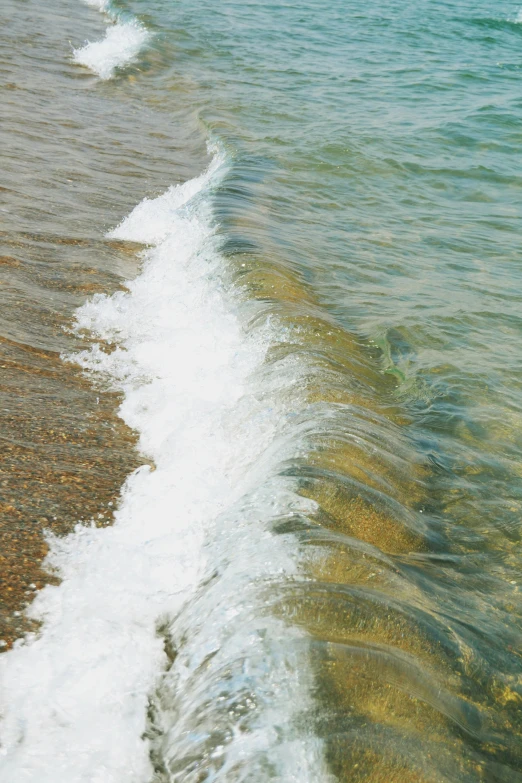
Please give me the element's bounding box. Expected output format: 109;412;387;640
1;0;522;781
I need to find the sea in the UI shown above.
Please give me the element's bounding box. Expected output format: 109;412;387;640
1;0;522;780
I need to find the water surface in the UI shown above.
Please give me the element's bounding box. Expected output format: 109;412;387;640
1;0;522;781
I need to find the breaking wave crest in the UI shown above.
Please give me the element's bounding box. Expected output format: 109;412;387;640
0;152;332;783
73;18;150;80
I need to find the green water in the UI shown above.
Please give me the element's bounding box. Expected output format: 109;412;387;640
138;0;522;777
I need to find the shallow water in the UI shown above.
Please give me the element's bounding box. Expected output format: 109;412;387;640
1;0;522;780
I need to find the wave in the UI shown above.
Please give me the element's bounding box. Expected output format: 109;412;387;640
0;152;332;782
73;19;150;80
83;0;111;11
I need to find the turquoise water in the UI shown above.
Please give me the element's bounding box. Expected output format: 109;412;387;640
2;0;522;780
146;6;522;772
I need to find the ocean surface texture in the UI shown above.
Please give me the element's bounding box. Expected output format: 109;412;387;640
1;0;522;781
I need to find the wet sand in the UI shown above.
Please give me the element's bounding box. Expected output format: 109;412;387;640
0;328;140;648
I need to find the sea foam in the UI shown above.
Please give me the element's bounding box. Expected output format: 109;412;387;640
0;154;331;782
73;19;149;80
82;0;110;11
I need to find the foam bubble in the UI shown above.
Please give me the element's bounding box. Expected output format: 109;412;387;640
73;20;149;80
0;155;332;782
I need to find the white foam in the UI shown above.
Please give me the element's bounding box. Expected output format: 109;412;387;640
73;20;149;80
83;0;110;12
0;155;332;782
